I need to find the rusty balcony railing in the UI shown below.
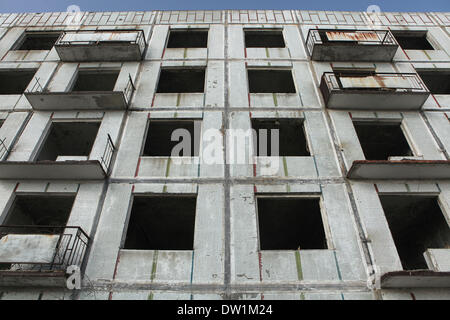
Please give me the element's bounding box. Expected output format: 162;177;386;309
100;134;116;176
0;225;89;273
56;29;147;48
320;72;430;110
322;72;428;92
306;29;398;62
55;29;146;62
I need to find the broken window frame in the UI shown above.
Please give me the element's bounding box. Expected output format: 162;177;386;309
165;28;209;49
255;195;330;251
244;28;286;48
12;31;62;51
122;194;198;251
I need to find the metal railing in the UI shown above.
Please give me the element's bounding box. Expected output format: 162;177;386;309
0;138;9;160
0;225;89;273
56;29;147;49
306;29;397;57
27;77;44;93
100;134;116;175
321;72;429;93
124;73;136;104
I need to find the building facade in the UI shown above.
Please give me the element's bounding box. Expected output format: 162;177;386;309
0;9;449;300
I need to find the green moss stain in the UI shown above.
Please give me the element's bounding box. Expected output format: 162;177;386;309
150;250;159;281
282;157;288;177
272;93;278;106
295;250;303;281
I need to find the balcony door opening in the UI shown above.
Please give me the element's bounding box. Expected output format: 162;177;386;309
379;195;450;270
418;71;450;95
71;70;120;92
353;121;413;160
36;121;100;161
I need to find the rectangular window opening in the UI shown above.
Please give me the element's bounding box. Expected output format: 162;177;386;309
257;197;327;250
244;30;285;48
248;69;296;93
379;195;450;270
418;71;450;95
36;121;101;161
392;31;434;50
3;195;75;230
124;196;197;250
252;119;310;156
353;121;413;160
166;30;208;48
0;70;36;95
156;68;205;93
71;70;120;92
14;32;61;51
143;120;199;157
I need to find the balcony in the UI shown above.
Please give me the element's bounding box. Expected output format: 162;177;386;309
347;160;450;180
55;29;146;62
0;226;89;287
320;72;430;110
306;29;398;62
0;134;116;180
25;74;135;111
380;271;450;288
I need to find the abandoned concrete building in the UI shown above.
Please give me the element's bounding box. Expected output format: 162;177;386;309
0;9;449;300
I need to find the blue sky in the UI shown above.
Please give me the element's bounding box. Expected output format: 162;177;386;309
0;0;449;14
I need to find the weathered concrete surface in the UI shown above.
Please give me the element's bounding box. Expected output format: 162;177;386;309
0;9;449;300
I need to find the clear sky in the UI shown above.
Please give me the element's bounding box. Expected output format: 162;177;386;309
0;0;449;14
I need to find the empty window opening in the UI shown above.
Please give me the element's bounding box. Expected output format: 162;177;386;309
392;31;434;50
379;195;450;270
353;122;413;160
252;119;310;156
418;71;450;95
248;70;296;93
0;70;36;95
143;120;199;157
124;196;197;250
166;30;208;48
156;68;205;93
3;195;75;229
257;197;327;250
244;30;285;48
14;32;61;51
36;121;100;161
71;70;120;92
